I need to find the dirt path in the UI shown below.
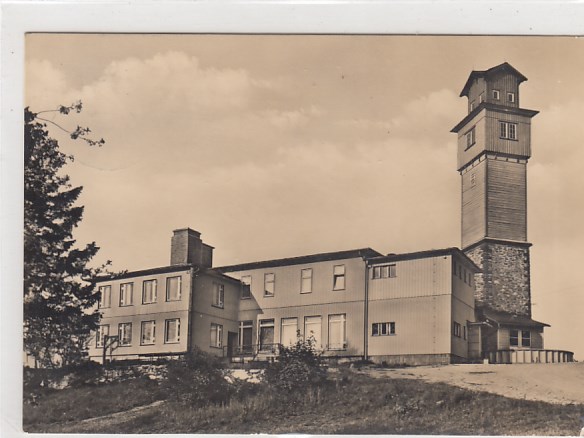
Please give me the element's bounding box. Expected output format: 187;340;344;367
361;362;584;405
44;400;165;433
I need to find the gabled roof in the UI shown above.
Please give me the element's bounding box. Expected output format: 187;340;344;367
460;62;528;97
367;247;481;273
216;248;382;272
481;308;550;328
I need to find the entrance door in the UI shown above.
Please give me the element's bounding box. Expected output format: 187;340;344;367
227;332;238;358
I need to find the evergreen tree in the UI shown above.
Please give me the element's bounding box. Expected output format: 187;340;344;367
24;103;107;368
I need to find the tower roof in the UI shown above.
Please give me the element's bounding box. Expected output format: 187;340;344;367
459;62;528;97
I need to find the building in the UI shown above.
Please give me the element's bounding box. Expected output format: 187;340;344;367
88;63;574;365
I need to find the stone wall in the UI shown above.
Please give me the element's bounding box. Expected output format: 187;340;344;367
464;241;531;316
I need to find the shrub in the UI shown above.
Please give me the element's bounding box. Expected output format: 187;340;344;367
263;334;326;393
163;348;231;407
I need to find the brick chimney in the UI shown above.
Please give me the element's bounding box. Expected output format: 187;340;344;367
170;228;213;268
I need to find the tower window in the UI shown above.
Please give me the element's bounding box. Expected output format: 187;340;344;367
492;89;500;100
500;121;517;140
479;92;484;104
507;92;515;103
469;101;475;112
465;127;476;149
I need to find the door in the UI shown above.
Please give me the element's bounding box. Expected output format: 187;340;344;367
227;332;238;358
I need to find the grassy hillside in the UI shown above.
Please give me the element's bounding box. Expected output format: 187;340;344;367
24;367;584;435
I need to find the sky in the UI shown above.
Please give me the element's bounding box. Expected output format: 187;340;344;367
25;34;584;359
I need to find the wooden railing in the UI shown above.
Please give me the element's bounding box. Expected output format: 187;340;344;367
489;349;574;364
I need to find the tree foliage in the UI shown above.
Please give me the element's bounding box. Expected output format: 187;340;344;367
263;334;326;392
24;103;107;368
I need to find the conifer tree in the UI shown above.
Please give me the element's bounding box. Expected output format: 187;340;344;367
24;103;107;368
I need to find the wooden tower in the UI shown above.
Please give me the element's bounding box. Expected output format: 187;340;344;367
452;62;540;317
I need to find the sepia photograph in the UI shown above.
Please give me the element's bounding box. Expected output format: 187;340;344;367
3;4;584;435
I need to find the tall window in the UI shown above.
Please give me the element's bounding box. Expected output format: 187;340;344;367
328;314;346;350
453;321;462;338
99;285;111;308
141;321;156;345
507;92;515;103
210;323;223;348
466;127;476;149
239;320;253;352
118;322;132;346
166;276;181;301
304;316;322;349
281;318;298;346
241;275;251;299
301;268;313;293
213;283;224;308
333;265;346;290
372;264;397;279
142;279;157;304
96;324;109;348
500;121;517;140
492;89;500;100
264;273;275;297
259;319;274;351
165;319;180;343
479;92;484;104
372;322;396;336
119;283;133;306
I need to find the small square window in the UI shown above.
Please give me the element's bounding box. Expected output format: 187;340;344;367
493;89;500;100
507;92;515;103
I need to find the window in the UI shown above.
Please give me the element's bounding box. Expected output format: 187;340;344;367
372;264;397;279
453;321;462;338
96;324;109;348
493;89;500;100
301;268;313;293
281;317;298;346
466;127;476;149
304;316;322;349
463;326;467;340
264;273;275;297
241;275;251;299
333;265;346;290
239;320;253;353
213;283;224;308
118;322;132;346
372;322;396;336
99;285;111;309
507;92;515;103
469;101;475;112
328;314;346;350
259;319;274;351
119;283;133;306
470;172;477;187
479;92;484;104
500;121;517;140
165;319;180;343
210;323;223;348
510;329;531;347
141;321;156;345
166;276;181;301
142;280;157;304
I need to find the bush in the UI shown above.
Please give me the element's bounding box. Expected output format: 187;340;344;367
163;348;231;407
263;335;326;393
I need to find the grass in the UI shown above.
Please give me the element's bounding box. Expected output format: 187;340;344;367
25;370;584;435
